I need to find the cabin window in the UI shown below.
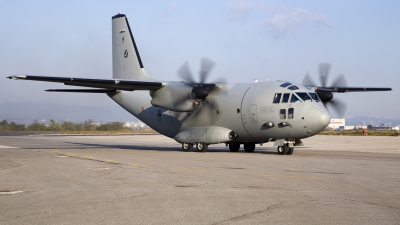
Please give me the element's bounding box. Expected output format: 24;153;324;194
273;93;282;103
280;82;292;87
309;92;321;102
288;108;294;119
280;109;286;119
288;85;299;90
296;92;312;101
290;94;301;103
157;110;161;121
281;93;290;103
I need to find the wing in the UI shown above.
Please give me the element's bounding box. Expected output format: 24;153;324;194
316;87;392;93
7;75;163;92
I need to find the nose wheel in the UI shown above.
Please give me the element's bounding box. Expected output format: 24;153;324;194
277;144;294;155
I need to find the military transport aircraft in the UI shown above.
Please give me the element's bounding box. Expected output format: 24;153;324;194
7;14;392;155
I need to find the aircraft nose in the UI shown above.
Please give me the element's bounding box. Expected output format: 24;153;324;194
307;105;331;130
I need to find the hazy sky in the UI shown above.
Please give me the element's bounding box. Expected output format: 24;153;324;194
1;0;399;120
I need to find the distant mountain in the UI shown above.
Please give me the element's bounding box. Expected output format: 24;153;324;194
0;102;139;124
346;116;400;127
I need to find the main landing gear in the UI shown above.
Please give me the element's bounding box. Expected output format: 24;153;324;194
277;143;294;155
228;143;255;152
181;143;208;152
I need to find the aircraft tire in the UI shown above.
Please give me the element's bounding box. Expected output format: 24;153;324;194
244;143;255;152
182;143;193;152
282;144;289;155
287;147;294;155
277;146;284;155
229;143;240;152
197;143;208;152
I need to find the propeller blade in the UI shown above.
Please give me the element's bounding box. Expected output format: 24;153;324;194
302;72;317;87
326;98;347;118
199;57;215;84
212;77;227;84
319;63;331;87
177;61;195;84
331;74;347;87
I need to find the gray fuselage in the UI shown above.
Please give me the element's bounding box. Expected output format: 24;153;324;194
109;80;331;143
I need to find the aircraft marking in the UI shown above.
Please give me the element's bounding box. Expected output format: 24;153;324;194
105;159;117;163
130;163;146;167
170;168;208;173
0;145;18;149
260;174;323;180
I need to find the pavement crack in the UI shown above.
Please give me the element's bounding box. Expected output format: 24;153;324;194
347;199;399;209
211;201;287;225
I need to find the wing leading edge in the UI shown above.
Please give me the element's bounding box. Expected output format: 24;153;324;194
7;75;163;92
315;87;392;93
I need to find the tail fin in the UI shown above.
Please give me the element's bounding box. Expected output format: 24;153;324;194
112;14;150;80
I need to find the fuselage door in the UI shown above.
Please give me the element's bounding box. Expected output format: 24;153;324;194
250;104;258;123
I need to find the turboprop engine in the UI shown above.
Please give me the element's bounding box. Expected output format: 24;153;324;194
151;82;199;112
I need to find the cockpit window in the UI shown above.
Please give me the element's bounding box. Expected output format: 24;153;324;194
288;85;299;90
280;82;292;87
290;94;301;103
273;93;282;103
309;92;321;101
296;92;312;101
281;93;290;103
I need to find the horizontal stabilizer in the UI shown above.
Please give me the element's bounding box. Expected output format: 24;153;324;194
7;75;163;91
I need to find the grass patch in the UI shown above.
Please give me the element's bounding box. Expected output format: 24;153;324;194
319;130;399;136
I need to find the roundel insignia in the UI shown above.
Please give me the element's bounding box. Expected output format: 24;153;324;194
124;50;128;58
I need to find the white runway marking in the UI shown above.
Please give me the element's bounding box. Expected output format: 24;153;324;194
0;145;18;149
0;191;24;195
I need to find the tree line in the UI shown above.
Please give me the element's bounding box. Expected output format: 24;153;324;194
0;119;126;132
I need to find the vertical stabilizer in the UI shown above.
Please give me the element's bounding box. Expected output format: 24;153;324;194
112;14;149;80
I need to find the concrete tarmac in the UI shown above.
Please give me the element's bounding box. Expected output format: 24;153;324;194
0;134;399;224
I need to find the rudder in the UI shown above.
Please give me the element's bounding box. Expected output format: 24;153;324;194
112;14;149;80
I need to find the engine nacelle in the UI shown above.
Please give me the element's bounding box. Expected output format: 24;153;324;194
151;82;197;112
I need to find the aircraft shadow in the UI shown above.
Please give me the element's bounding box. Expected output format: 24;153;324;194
66;142;279;154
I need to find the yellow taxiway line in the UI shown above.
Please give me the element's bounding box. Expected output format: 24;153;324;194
170;168;208;173
260;174;323;180
130;163;146;168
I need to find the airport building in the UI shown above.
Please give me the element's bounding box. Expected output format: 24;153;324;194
326;118;354;130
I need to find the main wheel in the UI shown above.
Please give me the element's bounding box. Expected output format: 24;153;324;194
282;144;289;155
229;143;240;152
196;143;208;152
244;143;255;152
277;146;284;155
182;143;193;152
287;147;294;155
